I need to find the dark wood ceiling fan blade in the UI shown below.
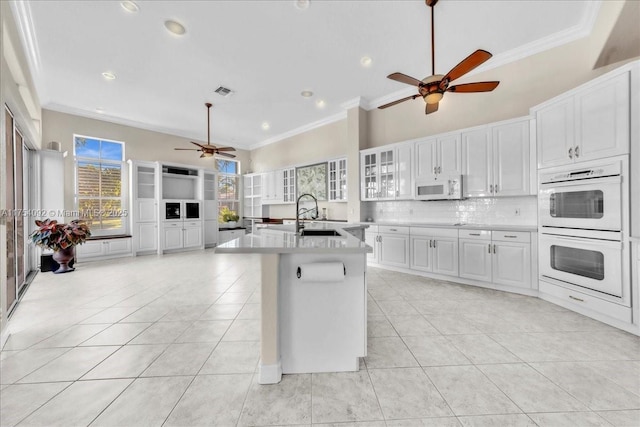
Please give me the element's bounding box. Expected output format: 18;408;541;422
387;72;423;87
441;49;493;86
447;81;500;93
216;146;236;152
378;95;419;109
190;141;206;148
174;148;200;151
425;102;439;114
216;152;236;158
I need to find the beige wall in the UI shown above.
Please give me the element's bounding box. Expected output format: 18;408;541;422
41;109;250;212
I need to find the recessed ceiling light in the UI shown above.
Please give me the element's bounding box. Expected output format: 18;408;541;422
301;90;314;98
102;72;116;80
295;0;310;10
164;20;186;36
316;99;326;109
261;122;270;130
360;56;373;67
120;1;139;13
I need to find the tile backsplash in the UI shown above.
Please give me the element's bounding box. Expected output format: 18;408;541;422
363;196;537;226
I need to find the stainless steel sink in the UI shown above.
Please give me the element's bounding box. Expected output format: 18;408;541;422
300;229;342;236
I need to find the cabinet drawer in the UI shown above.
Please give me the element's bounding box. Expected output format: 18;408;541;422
458;229;491;240
185;221;202;227
164;221;181;227
410;227;458;238
539;280;631;323
491;231;530;243
364;225;378;233
378;225;409;235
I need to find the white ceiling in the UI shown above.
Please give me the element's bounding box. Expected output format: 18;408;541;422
13;0;598;150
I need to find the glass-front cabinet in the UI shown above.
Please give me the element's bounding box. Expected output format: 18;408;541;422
360;144;412;201
328;158;347;202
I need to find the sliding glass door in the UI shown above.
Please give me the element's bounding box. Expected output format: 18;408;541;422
5;107;16;312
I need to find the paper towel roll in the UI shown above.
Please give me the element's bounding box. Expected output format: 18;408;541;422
297;262;345;282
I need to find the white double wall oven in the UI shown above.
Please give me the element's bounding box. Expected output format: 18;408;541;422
538;155;630;307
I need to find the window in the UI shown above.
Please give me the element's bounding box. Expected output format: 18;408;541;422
74;135;126;234
216;159;240;221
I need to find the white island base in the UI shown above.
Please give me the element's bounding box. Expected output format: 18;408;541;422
259;252;367;384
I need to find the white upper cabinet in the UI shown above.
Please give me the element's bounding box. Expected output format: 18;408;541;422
328;158;348;202
492;119;530;197
262;169;285;204
535;70;630;168
415;134;461;181
462;117;531;198
361;144;412;201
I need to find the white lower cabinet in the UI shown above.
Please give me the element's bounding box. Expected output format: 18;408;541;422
136;222;158;253
204;220;218;247
459;229;531;289
219;228;246;244
365;226;379;263
410;227;458;276
76;237;132;262
163;220;203;251
378;226;410;268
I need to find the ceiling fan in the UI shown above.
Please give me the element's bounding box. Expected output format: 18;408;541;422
379;0;500;114
174;102;236;158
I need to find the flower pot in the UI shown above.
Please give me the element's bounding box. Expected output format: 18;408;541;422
225;221;237;228
52;247;75;274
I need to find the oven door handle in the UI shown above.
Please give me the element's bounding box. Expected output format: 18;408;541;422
540;175;621;187
541;234;622;249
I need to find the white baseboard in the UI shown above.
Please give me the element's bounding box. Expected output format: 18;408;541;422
258;360;282;385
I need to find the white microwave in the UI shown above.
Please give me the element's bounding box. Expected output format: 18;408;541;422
415;176;463;201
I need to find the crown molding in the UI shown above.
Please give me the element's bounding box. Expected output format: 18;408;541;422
9;1;45;100
249;111;347;150
44;103;242;150
340;97;371;110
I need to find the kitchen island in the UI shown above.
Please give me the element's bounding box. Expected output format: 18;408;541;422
215;222;370;384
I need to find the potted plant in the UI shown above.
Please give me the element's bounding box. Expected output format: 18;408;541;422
219;206;240;228
30;219;91;274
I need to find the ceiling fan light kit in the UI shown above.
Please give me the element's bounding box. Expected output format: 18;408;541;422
174;102;237;159
380;0;500;115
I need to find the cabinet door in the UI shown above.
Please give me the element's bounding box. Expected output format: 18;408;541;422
136;199;157;222
410;236;432;272
183;225;203;248
136;223;157;252
204;219;218;246
415;139;437;180
365;231;378;263
536;98;574;168
432;238;459;277
361;152;379;200
76;241;104;260
274;170;285;203
378;149;396;200
262;172;274;204
438;134;461;176
282;168;296;203
163;225;183;250
492;120;530;197
575;73;629;161
379;234;409;268
106;238;131;256
461;129;492;198
459;239;492;282
396;145;413;200
492;242;531;288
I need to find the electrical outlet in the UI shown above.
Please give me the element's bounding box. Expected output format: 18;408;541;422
515;208;521;216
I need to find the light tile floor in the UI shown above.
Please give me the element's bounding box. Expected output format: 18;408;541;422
1;250;639;426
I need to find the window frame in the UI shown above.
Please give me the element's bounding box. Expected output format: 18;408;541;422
73;134;127;236
216;158;241;222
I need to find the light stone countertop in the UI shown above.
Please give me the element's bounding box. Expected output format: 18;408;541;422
214;222;371;254
360;221;537;232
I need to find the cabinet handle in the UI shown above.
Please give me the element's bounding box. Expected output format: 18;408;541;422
488;244;491;253
396;190;399;197
470;233;481;236
429;239;432;248
569;295;584;302
489;184;494;193
433;166;437;174
503;235;517;238
575;146;580;158
389;228;397;231
493;244;496;254
433;240;437;248
568;147;573;159
495;185;498;194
